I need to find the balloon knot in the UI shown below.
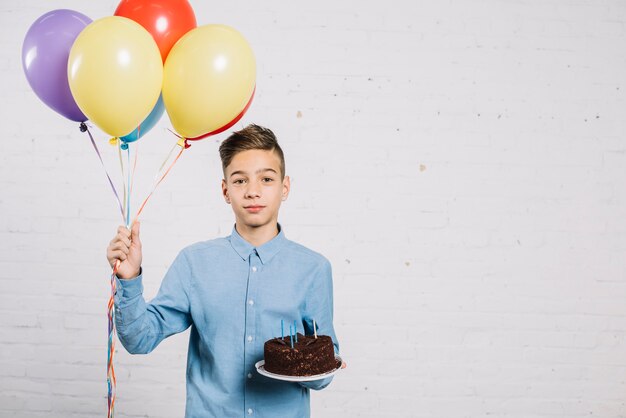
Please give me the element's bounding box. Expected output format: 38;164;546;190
177;138;191;149
79;122;88;133
120;142;129;150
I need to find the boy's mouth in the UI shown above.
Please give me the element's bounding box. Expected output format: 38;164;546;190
244;205;265;213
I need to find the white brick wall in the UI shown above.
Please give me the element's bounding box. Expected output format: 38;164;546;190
2;0;626;416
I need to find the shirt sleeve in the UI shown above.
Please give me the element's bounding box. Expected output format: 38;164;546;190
114;250;193;354
299;257;340;391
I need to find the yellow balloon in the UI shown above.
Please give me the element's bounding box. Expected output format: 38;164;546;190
68;16;163;137
163;24;256;138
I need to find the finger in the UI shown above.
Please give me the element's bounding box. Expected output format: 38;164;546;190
111;250;128;261
109;242;130;255
107;248;124;267
341;361;347;369
114;232;131;248
110;239;130;251
121;235;132;248
111;230;124;246
117;226;131;239
112;234;131;248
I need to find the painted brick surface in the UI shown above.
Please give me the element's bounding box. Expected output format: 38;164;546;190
1;1;626;417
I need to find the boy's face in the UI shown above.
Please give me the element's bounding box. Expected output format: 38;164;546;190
222;149;290;231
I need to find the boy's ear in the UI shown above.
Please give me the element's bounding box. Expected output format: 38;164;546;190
221;179;231;204
282;175;290;201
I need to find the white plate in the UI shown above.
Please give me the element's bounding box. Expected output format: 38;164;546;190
255;355;343;382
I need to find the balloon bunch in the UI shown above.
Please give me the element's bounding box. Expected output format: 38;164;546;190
22;1;256;144
22;2;256;417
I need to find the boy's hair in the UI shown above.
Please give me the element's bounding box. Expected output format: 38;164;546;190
219;124;286;179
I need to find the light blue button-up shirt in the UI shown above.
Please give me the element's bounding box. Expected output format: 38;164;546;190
114;225;339;418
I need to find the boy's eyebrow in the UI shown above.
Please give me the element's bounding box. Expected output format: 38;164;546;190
229;168;278;178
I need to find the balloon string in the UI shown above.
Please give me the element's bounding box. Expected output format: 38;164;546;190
166;128;183;139
130;141;139;198
126;124;141;227
117;140;127;222
83;123;121;417
82;124;125;220
107;135;186;418
157;140;180;177
108;259;120;418
131;141;185;226
126;146;131;227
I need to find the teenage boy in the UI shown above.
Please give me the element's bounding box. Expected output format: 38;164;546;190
106;124;342;418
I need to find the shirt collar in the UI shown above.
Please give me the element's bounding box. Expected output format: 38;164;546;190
229;223;286;264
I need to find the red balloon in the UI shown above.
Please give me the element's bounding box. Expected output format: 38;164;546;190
186;86;256;142
114;0;197;62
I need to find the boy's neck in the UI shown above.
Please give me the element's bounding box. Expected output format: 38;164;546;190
235;221;279;248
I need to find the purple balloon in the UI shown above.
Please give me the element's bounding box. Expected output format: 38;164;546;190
22;9;92;122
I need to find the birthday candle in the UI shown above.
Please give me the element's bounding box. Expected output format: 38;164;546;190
313;319;317;338
294;320;298;343
289;325;294;348
281;319;284;340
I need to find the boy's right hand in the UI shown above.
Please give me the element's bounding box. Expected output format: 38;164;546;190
106;222;142;280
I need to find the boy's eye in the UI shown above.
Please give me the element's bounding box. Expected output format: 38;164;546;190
262;177;274;182
233;179;246;184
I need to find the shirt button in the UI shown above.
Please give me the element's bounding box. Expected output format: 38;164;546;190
247;335;253;342
248;299;254;306
248;408;253;415
251;266;257;272
247;373;253;379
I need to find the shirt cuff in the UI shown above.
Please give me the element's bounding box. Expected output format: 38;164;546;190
115;269;143;299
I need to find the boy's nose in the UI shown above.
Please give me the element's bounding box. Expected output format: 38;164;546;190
245;185;261;198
